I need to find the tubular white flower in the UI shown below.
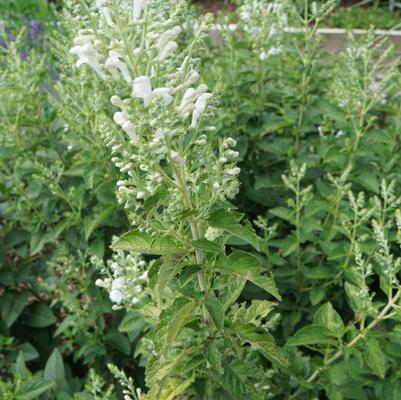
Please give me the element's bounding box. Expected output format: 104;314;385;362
133;0;144;20
152;88;173;105
132;75;153;106
132;76;173;107
157;26;182;52
191;93;212;129
70;41;106;79
113;111;128;126
96;0;113;26
159;41;178;61
105;50;131;82
122;120;137;142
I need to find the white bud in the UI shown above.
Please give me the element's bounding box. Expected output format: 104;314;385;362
110;95;123;107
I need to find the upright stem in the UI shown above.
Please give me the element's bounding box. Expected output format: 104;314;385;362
289;287;401;399
173;165;208;296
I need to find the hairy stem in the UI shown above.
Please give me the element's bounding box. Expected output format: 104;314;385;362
289;287;401;399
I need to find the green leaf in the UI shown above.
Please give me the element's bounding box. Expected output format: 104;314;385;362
19;343;39;362
282;235;298;257
215;250;280;300
13;352;31;380
216;363;249;396
364;337;385;378
1;291;29;328
167;301;194;344
105;332;131;355
44;348;67;391
313;302;344;336
205;298;225;331
16;378;54;400
287;324;336;347
309;287;326;306
231;324;288;367
83;205;114;240
192;239;225;255
269;207;294;222
204;342;223;374
112;230;181;255
219;275;247;311
24;303;56;328
355;172;379;194
207;209;260;251
344;282;363;313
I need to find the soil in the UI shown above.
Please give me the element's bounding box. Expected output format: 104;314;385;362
194;0;236;14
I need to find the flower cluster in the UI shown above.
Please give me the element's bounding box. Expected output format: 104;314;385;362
94;250;148;309
69;0;241;236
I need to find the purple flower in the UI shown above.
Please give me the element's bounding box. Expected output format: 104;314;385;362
20;50;29;60
0;37;7;49
30;20;42;37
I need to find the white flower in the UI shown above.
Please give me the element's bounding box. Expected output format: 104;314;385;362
335;130;346;138
122;121;138;145
259;51;268;61
113;111;128;125
95;278;107;288
267;46;282;57
158;26;182;51
110;95;123;107
191;93;212;129
105;50;131;82
186;69;200;84
96;0;113;26
159;41;178;61
133;0;144;20
132;76;173;107
110;289;124;304
152;88;173;105
70;40;105;79
132;76;153;106
259;46;282;61
226;167;241;176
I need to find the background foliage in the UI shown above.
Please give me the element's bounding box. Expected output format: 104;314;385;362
2;0;401;399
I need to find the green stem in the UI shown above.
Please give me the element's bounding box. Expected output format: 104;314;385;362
289;287;401;399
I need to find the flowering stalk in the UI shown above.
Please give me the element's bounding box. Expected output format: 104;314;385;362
69;0;285;397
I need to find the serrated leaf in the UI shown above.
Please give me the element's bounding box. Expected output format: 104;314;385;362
205;298;225;331
287;324;336;346
313;302;344;336
215;250;280;300
192;239;225;255
112;230;181;255
167;301;194;344
204;342;223;374
207;209;260;251
231;324;288;367
219;275;247;311
365;337;385;378
141;377;194;400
